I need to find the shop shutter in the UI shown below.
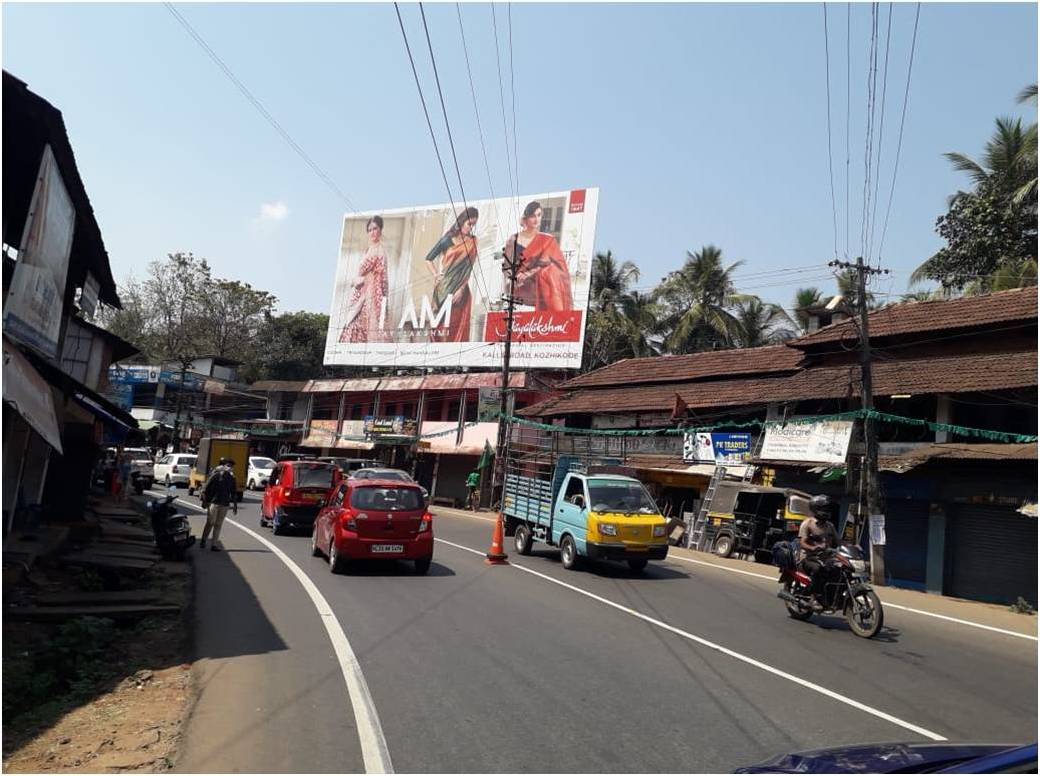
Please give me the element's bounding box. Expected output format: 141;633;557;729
946;504;1037;606
883;500;929;589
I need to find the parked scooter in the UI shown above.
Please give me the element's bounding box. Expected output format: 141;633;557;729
775;542;884;638
147;487;196;560
130;470;148;495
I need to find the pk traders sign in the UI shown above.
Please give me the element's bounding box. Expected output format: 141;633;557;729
682;432;753;465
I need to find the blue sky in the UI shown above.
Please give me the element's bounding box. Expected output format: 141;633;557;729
3;2;1036;314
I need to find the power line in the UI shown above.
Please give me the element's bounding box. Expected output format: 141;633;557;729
507;3;520;199
456;4;498;206
417;3;494;311
877;2;922;261
823;4;839;259
845;1;852;259
163;3;359;213
867;2;893;265
859;3;880;263
491;3;517;215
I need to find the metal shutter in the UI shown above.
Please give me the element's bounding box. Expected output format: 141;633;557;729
946;504;1037;606
884;500;929;588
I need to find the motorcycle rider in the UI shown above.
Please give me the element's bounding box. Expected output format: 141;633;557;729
798;495;839;607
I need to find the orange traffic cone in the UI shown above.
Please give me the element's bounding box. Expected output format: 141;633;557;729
485;513;509;565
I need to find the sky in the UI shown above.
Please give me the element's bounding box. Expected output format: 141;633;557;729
3;2;1037;316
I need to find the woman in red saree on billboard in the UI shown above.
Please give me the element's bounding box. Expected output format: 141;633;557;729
502;201;573;311
340;215;390;343
425;207;479;342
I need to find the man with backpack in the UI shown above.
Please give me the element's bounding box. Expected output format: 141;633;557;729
200;457;238;551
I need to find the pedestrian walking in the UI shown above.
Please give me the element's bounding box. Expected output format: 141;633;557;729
200;457;238;551
466;469;481;511
116;450;131;502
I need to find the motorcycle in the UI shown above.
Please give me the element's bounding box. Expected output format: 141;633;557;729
147;487;196;561
130;470;150;495
777;544;884;639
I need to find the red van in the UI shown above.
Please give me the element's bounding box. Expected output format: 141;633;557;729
261;460;342;535
311;479;433;575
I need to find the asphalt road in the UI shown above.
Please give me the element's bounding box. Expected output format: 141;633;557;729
166;490;1038;773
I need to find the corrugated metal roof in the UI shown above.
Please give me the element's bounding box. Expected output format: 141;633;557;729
561;345;802;389
880;443;1038;473
791;287;1037;348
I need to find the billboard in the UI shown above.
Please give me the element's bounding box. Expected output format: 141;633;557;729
682;432;754;465
323;188;599;369
759;420;854;464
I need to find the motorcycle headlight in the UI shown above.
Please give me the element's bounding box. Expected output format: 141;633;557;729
652;525;667;537
599;523;618;537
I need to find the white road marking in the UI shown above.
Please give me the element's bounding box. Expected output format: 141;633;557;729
434;508;1038;644
434;536;948;742
156;493;394;774
666;553;1040;643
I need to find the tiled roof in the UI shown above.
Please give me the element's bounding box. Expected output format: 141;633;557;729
791;287;1037;348
250;380;308;392
561;345;803;389
524;350;1038;417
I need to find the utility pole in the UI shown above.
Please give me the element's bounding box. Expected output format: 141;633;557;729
493;236;523;503
170;356;190;454
830;257;889;586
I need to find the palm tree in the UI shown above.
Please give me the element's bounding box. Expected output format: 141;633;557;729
620;291;663;358
961;258;1038;296
590;250;640;313
654;245;748;353
944;116;1036;204
834;268;879;310
792;287;823;332
731;298;797;348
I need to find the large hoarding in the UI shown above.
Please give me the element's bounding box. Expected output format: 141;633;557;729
323;188;599;369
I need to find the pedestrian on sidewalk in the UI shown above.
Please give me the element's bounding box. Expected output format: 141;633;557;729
116;450;131;502
200;458;238;552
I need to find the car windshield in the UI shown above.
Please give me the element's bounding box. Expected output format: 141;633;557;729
587;479;658;514
369;470;411;482
351;486;423;511
128;451;152;462
251;457;275;469
293;464;336;488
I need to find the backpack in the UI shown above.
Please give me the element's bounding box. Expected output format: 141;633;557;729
772;538;798;570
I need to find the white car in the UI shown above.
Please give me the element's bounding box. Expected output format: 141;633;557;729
153;453;197;488
247;456;276;491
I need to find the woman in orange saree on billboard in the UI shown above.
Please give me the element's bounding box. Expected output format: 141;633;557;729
425;207;479;342
340;215;389;343
502;201;573;311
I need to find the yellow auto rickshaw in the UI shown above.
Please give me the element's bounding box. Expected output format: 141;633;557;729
703;483;813;561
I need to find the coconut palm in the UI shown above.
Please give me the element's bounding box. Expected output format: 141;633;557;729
654;245;749;353
731;298;797;348
792;287;823;332
590;250;640;313
944;116;1036;205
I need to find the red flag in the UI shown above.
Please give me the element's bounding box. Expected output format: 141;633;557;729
671;393;688;420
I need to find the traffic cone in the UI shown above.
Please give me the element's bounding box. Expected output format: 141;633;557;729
485;513;509;565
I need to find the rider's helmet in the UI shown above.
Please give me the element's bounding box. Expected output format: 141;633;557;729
809;494;833;521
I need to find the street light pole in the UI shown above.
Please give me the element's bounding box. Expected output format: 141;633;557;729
170;357;190;453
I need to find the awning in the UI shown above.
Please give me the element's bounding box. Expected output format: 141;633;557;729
74;392;133;431
137;419;174;431
3;338;63;453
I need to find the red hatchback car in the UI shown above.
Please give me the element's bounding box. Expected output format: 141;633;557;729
312;479;433;575
261;460;342;535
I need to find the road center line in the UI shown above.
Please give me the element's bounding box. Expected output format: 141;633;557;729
158;494;394;774
435;509;1038;643
434;536;947;743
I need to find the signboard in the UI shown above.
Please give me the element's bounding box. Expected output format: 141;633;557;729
683;432;754;464
104;382;134;411
109;365;160;384
78;272;100;317
363;416;419;437
759;420;854;464
477;387;514;422
869;514;886;546
3;145;76;360
3;340;64;453
323;188;599;369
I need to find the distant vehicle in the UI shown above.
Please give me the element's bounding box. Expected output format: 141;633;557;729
317;456;374;475
247;456;276;491
312;479;433;575
277;453;315;462
153;454;197;488
698;483;814;561
261;460;342;535
188;437;249;500
121;445;153;486
735;742;1038;773
349;467;428;500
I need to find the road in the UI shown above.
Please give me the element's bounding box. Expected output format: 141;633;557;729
163;490;1038;773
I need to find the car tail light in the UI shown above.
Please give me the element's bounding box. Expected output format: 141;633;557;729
342;510;367;530
172;466;180;473
417;513;432;533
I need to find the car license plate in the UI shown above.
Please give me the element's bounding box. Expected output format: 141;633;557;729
303;493;324;502
371;544;404;554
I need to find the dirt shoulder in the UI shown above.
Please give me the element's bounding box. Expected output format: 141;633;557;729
3;556;195;773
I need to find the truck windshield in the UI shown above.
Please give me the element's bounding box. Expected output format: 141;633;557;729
588;479;658;514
